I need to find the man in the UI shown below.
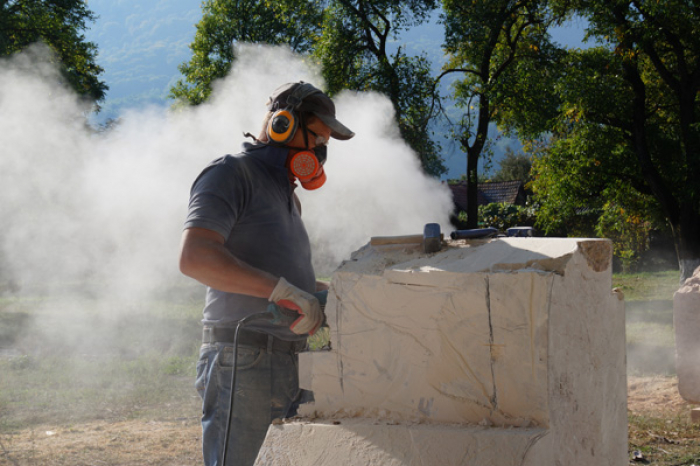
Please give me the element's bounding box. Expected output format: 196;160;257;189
179;81;354;466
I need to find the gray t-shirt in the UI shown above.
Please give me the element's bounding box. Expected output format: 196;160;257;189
184;142;316;341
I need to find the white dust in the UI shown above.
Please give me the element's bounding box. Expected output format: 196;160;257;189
0;43;453;297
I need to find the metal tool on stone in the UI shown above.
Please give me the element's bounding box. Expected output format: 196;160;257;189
450;227;499;240
370;223;444;253
506;226;534;237
422;223;442;253
221;290;328;466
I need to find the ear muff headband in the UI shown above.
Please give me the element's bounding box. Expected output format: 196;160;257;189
266;82;324;145
267;109;297;144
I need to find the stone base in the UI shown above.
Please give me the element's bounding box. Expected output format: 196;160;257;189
255;420;549;466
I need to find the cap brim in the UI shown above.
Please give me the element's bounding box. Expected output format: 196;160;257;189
314;111;355;140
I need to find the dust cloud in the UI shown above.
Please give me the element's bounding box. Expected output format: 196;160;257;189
0;44;453;343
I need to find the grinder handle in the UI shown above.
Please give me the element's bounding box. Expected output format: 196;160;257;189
266;290;328;327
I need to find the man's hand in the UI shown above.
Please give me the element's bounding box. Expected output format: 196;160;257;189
269;277;322;335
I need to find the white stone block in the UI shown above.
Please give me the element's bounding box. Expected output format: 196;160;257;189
258;238;627;465
257;420;550;466
674;266;700;403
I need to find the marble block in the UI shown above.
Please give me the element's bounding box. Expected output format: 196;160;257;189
674;266;700;403
257;238;627;466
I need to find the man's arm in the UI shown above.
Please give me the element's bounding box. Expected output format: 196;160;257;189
179;227;278;298
180;226;324;334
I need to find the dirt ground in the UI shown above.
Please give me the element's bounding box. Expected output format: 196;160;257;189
0;375;696;466
627;375;693;416
0;417;201;466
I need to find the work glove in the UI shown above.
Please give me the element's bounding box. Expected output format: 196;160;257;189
269;277;323;335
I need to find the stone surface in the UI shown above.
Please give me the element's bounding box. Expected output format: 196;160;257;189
257;420;549;466
257;238;627;465
674;266;700;403
692;408;700;423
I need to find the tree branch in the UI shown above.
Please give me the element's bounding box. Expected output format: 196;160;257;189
616;2;681;93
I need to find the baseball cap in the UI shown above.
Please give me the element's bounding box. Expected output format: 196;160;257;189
266;82;355;140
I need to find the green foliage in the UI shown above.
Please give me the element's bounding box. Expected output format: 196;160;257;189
528;125;627;237
440;0;556;227
527;121;671;271
0;0;107;103
170;0;323;105
476;201;536;230
315;0;445;177
491;147;532;182
307;325;331;351
498;0;700;280
595;187;660;273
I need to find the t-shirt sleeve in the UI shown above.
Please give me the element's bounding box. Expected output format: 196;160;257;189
183;162;244;239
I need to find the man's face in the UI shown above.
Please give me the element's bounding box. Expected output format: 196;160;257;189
288;115;331;149
307;117;332;147
284;115;331;190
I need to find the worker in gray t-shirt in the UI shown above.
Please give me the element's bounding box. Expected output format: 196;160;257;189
179;81;354;466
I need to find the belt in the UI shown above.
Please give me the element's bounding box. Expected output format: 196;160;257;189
202;326;307;353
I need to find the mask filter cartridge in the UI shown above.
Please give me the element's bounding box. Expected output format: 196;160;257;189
289;150;326;190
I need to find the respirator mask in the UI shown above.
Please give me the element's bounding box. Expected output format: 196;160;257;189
286;134;328;191
263;82;348;190
267;109;328;190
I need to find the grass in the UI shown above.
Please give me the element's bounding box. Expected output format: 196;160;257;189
0;353;199;430
628;413;700;465
613;270;679;377
0;286;205;433
612;270;680;301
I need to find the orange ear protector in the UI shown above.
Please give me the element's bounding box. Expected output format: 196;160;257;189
267;109;298;144
288;150;326;190
266;82;323;144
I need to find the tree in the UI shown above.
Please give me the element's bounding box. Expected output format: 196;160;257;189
440;0;556;228
170;0;323;105
492;147;532;182
0;0;107;103
499;0;700;282
314;0;445;176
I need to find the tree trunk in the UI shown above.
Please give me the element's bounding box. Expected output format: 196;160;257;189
465;146;479;229
461;93;491;229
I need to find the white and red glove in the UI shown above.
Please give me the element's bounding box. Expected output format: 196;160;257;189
269;277;322;335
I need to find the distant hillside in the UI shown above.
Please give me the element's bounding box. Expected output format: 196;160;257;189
84;0;200;119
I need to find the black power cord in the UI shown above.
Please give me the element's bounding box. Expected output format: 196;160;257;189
221;311;275;466
220;291;327;465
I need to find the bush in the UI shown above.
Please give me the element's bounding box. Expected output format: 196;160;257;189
596;200;663;274
475;201;537;232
